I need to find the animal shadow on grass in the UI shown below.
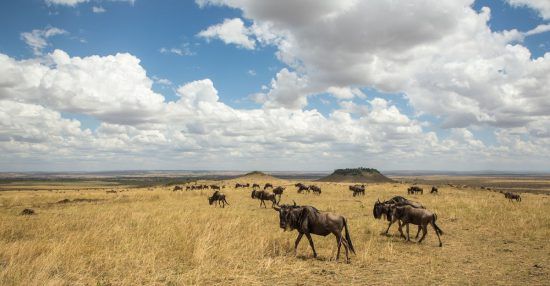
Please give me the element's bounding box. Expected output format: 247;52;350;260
296;254;329;262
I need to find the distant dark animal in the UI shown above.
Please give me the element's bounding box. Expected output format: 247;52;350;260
210;185;221;190
349;185;365;197
430;186;438;194
504;192;521;202
173;186;183;192
106;190;117;194
373;197;424;237
208;191;229;208
20;208;35;216
407;186;423;195
273;202;355;261
295;183;310;194
252;183;260;190
391;205;443;247
309;185;321;195
186;186;191;191
272;186;285;204
264;183;273;190
251;190;277;208
235;183;249;188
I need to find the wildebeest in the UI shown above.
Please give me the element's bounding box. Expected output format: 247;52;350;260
391;205;443;247
251;190;277;208
235;183;250;188
273;202;355;261
349;185;365;197
373;197;424;237
408;186;423;195
208;191;229;208
272;186;285;204
173;185;183;191
106;190;117;194
504;192;521;202
309;185;322;195
295;183;310;194
252;183;260;190
264;183;273;190
210;185;221;190
430;186;438;194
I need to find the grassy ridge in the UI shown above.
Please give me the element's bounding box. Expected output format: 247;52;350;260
0;180;548;285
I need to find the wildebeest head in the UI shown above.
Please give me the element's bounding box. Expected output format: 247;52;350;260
273;201;302;231
208;196;214;205
373;199;392;221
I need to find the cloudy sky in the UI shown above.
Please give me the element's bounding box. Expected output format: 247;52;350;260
0;0;549;172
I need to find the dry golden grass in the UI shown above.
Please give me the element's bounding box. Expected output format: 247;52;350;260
0;178;549;285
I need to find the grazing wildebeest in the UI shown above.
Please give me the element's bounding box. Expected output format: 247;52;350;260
272;202;356;261
264;183;273;190
208;191;229;208
252;183;260;190
430;186;438;194
309;185;321;195
407;186;423;195
173;185;183;192
295;183;310;194
235;183;249;188
251;190;277;208
504;192;521;202
272;186;285;204
373;197;424;237
210;185;221;190
349;185;365;197
391;205;443;247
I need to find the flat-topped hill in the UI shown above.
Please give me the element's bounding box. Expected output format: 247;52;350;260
317;167;393;183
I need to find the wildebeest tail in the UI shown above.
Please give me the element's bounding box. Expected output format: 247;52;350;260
432;214;443;235
343;218;356;254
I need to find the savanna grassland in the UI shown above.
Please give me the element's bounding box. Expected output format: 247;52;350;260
0;175;549;285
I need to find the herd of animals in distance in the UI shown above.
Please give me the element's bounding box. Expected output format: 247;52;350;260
160;177;523;263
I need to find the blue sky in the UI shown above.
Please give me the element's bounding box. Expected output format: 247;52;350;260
0;0;549;171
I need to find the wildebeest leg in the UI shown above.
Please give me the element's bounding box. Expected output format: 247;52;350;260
294;233;303;255
305;233;317;258
405;223;410;241
415;226;422;239
431;222;443;247
384;219;395;235
418;224;428;243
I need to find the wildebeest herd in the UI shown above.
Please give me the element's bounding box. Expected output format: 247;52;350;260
169;181;521;262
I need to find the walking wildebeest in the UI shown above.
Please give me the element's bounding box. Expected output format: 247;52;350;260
272;202;356;262
264;183;273;190
349;185;365;197
252;183;260;190
430;186;438;194
504;192;521;202
408;186;423;195
391;205;443;247
173;185;183;192
208;191;229;208
251;190;277;208
309;185;321;195
373;197;424;237
295;183;310;194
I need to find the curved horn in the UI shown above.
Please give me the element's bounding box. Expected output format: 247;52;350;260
272;205;280;211
293;200;297;207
